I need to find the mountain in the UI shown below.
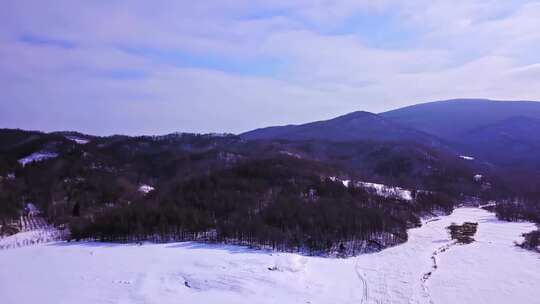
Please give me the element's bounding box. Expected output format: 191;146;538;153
458;116;540;167
240;98;540;190
241;111;442;145
242;99;540;147
380;99;540;171
465;116;540;145
380;98;540;140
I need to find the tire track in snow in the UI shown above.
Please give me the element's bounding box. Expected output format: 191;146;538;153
354;258;369;304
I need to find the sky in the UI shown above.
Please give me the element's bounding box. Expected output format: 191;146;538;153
1;0;540;135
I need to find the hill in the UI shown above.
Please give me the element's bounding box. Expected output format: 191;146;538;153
380;98;540;140
0;128;491;254
241;111;442;146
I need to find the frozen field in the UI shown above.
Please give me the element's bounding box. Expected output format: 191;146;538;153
0;207;538;304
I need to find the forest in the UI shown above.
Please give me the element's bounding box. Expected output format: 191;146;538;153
493;191;540;251
0;129;537;255
68;158;461;255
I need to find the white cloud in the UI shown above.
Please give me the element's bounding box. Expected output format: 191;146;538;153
0;0;539;135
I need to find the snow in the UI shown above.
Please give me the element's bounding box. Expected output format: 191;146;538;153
0;216;65;250
18;152;58;167
328;176;351;188
0;229;63;250
279;150;302;159
354;207;539;303
0;208;538;304
358;181;413;201
271;255;308;272
138;184;155;194
66;136;90;144
427;210;539;303
459;155;474;160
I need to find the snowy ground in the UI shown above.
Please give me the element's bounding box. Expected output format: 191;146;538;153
0;215;65;250
355;207;539;303
0;207;538;304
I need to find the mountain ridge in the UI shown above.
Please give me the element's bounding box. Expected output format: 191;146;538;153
380;98;540;140
241;110;443;145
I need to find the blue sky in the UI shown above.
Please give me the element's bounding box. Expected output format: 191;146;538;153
1;0;540;135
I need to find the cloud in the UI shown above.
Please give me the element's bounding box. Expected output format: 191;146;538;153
1;0;539;135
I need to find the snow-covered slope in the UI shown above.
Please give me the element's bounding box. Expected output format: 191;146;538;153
65;135;90;144
0;208;538;304
328;177;412;201
357;181;413;201
18;152;58;167
0;229;62;250
138;184;155;194
0;215;65;250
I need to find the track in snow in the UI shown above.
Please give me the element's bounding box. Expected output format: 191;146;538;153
420;241;455;304
354;258;369;304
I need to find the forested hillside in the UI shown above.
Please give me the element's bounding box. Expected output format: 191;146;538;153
0;128;498;255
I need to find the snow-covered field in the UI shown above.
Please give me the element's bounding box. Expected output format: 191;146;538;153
0;207;538;304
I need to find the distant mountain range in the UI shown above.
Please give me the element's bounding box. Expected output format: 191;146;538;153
242;98;540;171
